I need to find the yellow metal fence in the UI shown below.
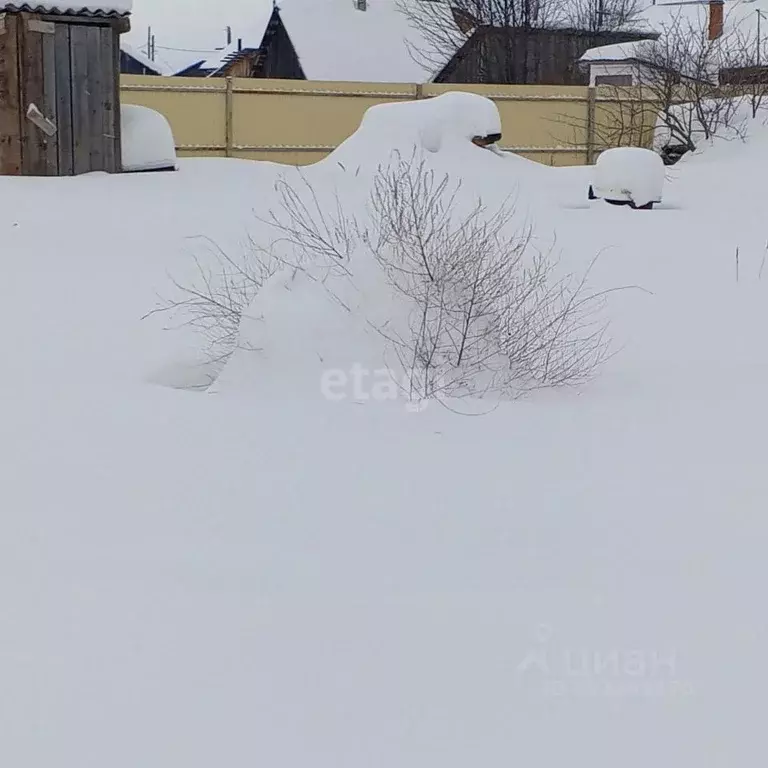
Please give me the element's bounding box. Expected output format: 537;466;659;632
120;75;656;167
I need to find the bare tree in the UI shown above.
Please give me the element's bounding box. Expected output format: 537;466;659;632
720;10;768;118
577;9;763;163
637;12;743;155
561;0;642;33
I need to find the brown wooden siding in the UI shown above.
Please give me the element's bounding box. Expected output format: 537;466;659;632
436;27;654;86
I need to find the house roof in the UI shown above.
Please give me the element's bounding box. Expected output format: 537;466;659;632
580;39;653;62
275;0;462;83
1;1;131;14
580;0;768;63
121;41;167;75
195;4;276;75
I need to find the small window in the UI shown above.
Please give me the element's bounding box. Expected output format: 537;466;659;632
595;74;634;87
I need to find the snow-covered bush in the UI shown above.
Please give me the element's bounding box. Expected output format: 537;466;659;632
121;104;177;173
591;147;664;209
367;154;611;398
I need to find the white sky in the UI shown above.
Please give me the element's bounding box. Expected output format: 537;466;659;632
127;0;273;60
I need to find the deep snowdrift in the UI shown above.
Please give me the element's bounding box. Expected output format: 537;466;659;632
3;94;768;768
214;93;563;401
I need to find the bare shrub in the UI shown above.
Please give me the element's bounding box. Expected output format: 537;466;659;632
143;237;279;388
145;171;358;387
365;153;613;400
149;157;616;402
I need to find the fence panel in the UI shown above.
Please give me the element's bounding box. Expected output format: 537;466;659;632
120;76;654;167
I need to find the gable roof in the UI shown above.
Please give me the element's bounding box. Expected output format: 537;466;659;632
276;0;462;83
196;4;277;75
121;42;167;75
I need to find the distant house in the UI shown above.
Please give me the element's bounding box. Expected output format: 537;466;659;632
434;26;655;85
579;0;768;87
121;43;167;76
175;5;302;78
164;0;655;86
176;0;449;82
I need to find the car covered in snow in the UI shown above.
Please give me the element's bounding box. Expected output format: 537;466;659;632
588;146;665;210
121;104;177;173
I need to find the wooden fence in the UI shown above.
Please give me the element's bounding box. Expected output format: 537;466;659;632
120;75;656;167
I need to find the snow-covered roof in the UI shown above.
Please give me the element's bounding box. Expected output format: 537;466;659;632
196;5;275;74
579;39;652;62
581;0;768;63
121;42;167;75
277;0;461;83
1;1;131;14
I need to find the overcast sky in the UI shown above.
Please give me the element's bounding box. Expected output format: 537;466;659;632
127;0;271;55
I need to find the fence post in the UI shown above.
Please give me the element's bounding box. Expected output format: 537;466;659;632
225;77;234;157
586;86;596;165
415;83;424;100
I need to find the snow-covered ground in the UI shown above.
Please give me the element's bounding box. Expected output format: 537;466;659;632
2;95;768;767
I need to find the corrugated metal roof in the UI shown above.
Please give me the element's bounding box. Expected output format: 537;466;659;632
0;2;132;16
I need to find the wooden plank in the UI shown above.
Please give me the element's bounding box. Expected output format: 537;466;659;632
27;18;55;35
69;23;90;174
18;14;47;176
86;25;104;170
111;27;121;171
42;26;59;175
54;23;73;175
100;26;116;172
0;14;21;175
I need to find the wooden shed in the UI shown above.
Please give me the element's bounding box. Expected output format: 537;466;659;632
0;2;130;176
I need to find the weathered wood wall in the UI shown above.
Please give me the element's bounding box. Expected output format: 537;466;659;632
0;14;22;174
436;28;653;86
0;12;121;176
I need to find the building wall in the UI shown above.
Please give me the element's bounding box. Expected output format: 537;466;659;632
588;62;643;87
438;28;652;86
120;75;657;167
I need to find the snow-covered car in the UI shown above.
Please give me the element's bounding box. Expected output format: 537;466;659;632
588;147;665;210
121;104;177;173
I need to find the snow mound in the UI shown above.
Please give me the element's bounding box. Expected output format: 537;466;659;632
592;147;664;208
325;92;500;163
321;90;542;185
212;93;555;400
121;105;177;173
